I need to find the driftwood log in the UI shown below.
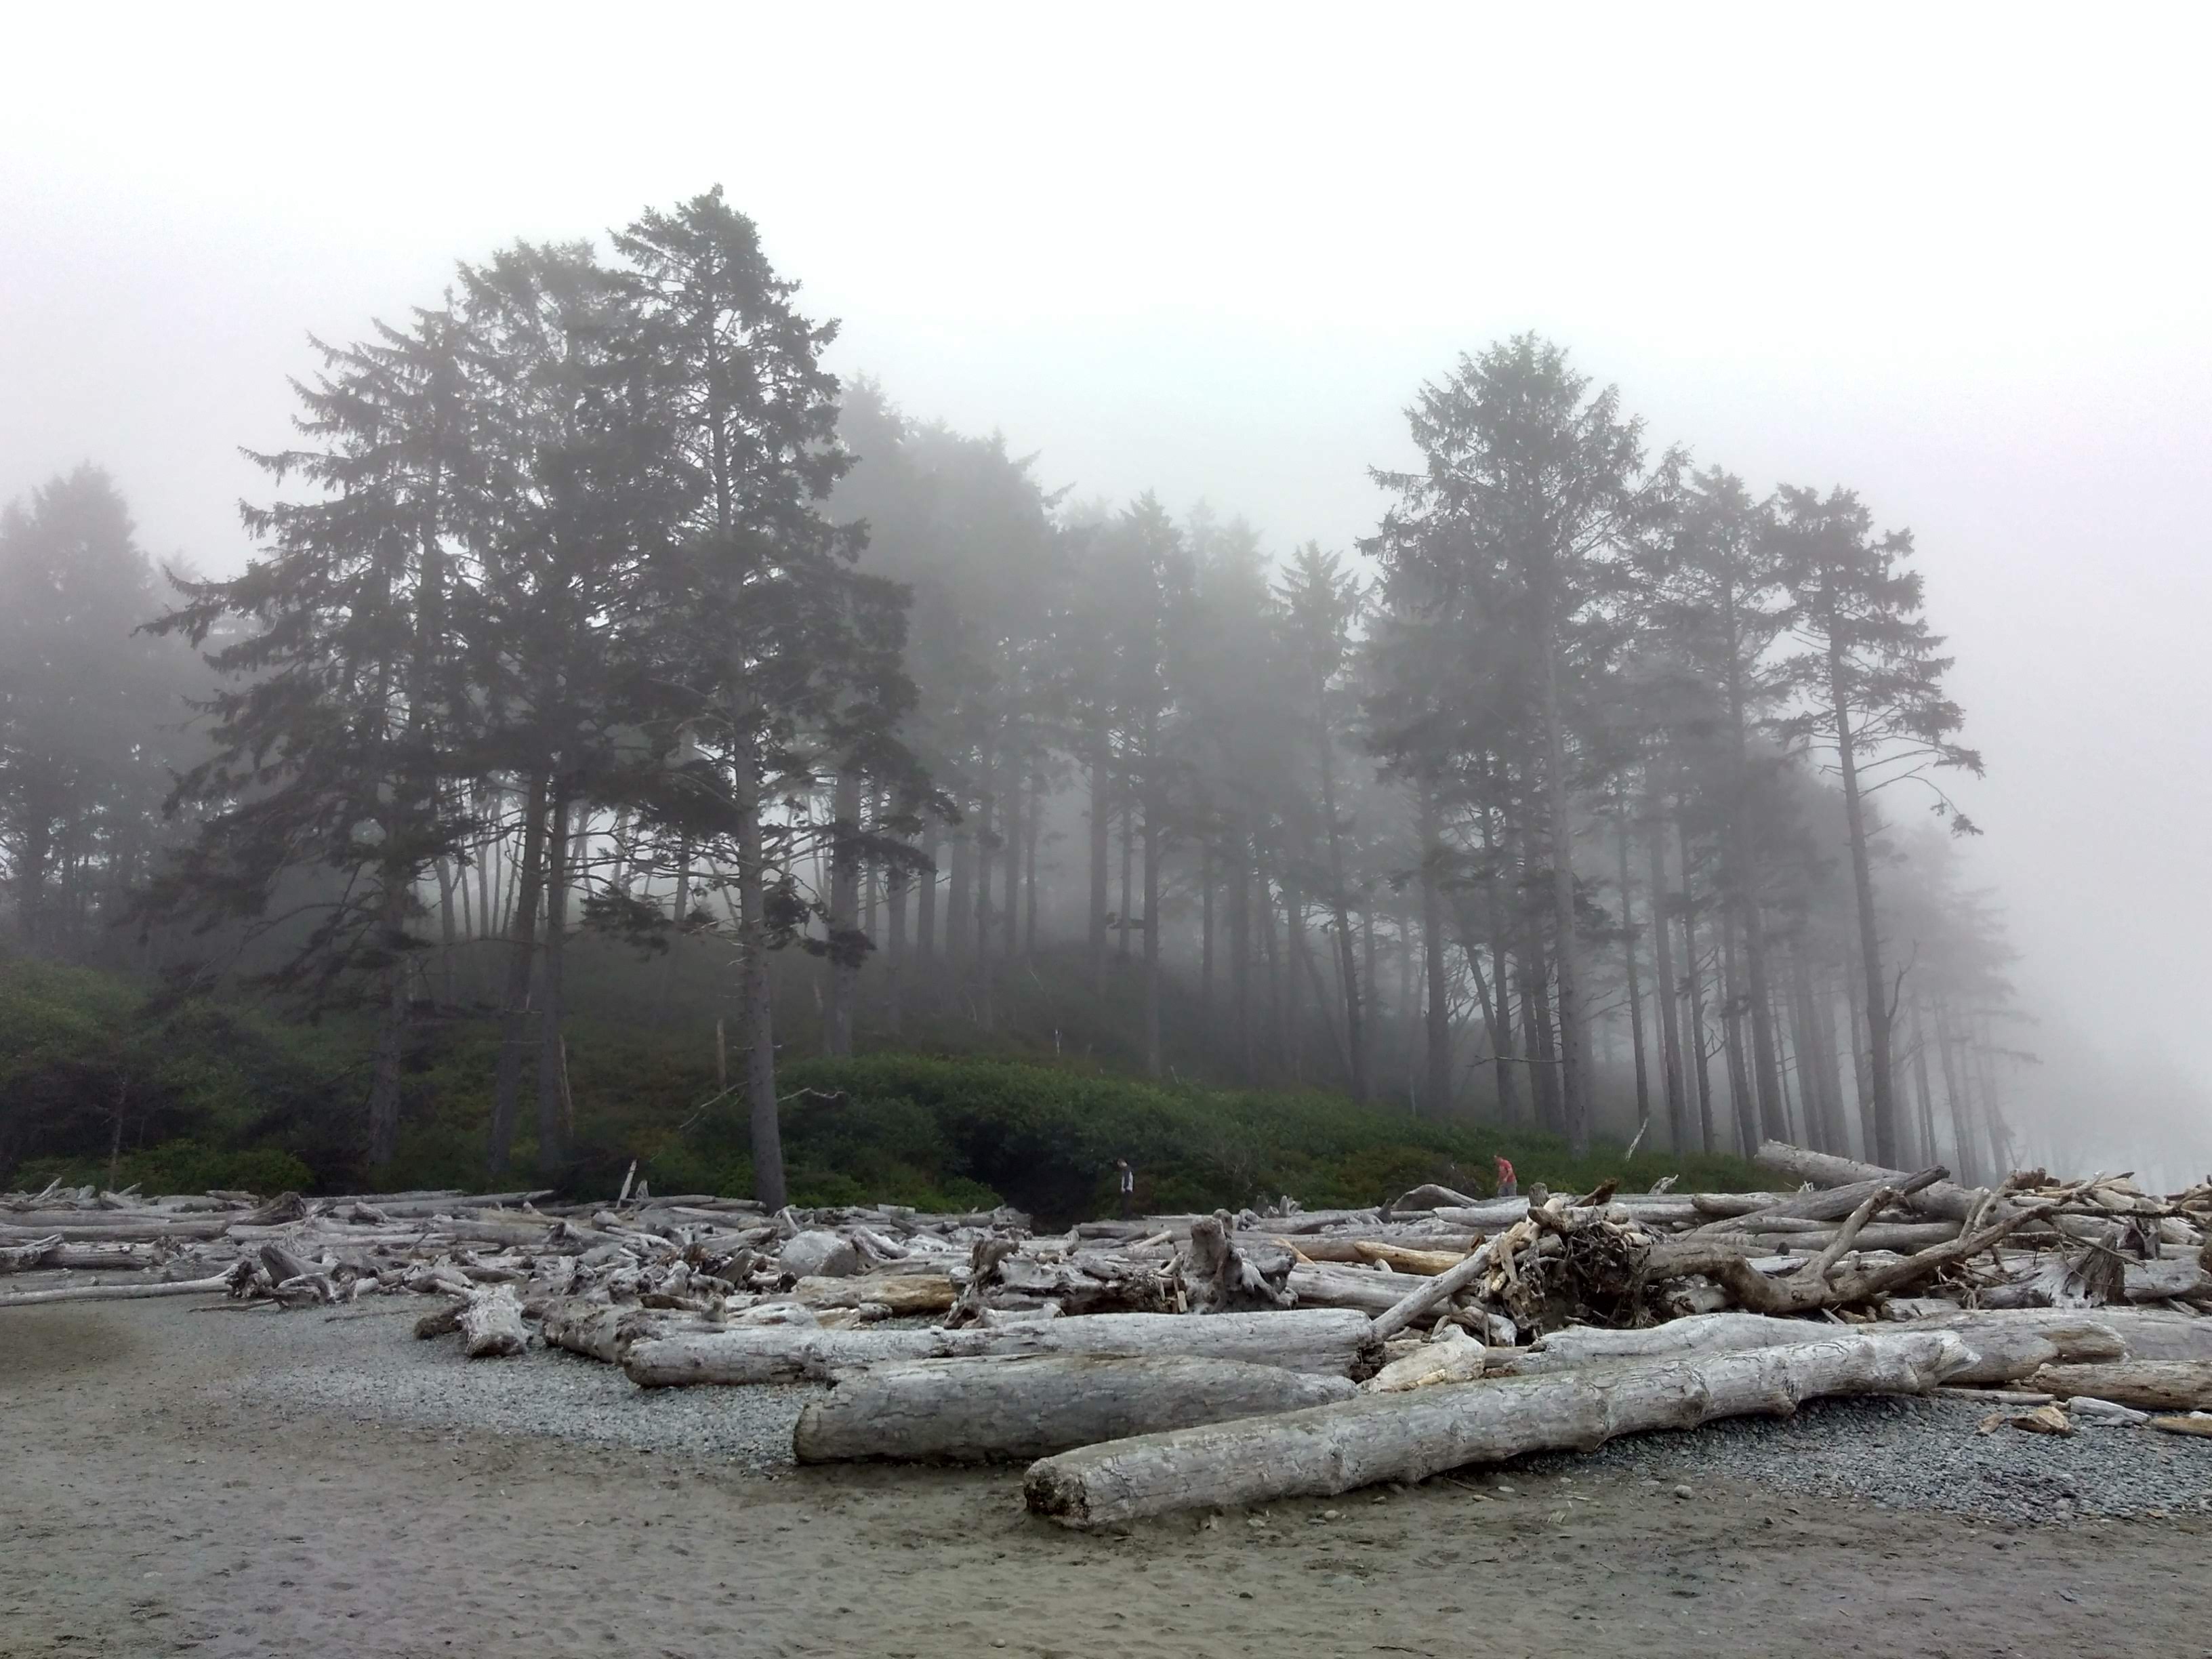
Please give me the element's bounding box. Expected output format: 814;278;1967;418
459;1284;528;1357
625;1307;1384;1387
0;1269;241;1308
1023;1330;1971;1528
792;1353;1358;1462
1488;1310;2124;1387
2024;1359;2212;1412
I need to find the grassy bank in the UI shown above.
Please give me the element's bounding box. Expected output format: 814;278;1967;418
2;958;1763;1219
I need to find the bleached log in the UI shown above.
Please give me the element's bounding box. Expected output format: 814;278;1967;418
1364;1328;1490;1393
1349;1242;1475;1275
0;1234;64;1273
1023;1330;1972;1528
2026;1359;2212;1412
1896;1305;2212;1363
1490;1311;2123;1386
1255;1231;1482;1263
626;1307;1384;1387
791;1272;956;1314
0;1271;238;1308
2127;1259;2211;1303
1288;1263;1437;1316
457;1284;528;1357
792;1353;1358;1462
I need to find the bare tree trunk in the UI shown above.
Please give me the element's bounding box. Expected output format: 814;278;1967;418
1536;629;1589;1153
884;864;907;1037
737;762;785;1210
1116;779;1134;964
1088;739;1111;992
1614;806;1650;1131
489;773;549;1175
1023;766;1042;960
1719;905;1757;1158
535;786;573;1174
1418;802;1452;1117
1827;649;1902;1164
945;823;970;969
1908;998;1940;1170
1478;802;1519;1120
1141;787;1162;1080
824;769;861;1058
1675;830;1716;1155
916;832;938;964
1200;842;1216;1036
1229;823;1253;1080
1002;758;1021;963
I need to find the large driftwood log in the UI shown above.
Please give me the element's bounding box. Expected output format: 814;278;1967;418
1287;1263;1435;1317
539;1298;706;1363
2025;1359;2212;1412
626;1308;1384;1387
1894;1305;2212;1363
1490;1310;2124;1386
792;1353;1358;1462
0;1271;241;1308
459;1284;529;1357
791;1272;956;1314
1023;1330;1972;1528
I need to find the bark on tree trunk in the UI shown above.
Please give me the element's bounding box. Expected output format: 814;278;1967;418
824;769;861;1058
736;762;785;1210
1536;627;1589;1153
1088;741;1111;992
884;864;907;1037
1614;806;1650;1132
488;773;550;1174
1418;802;1452;1117
1675;823;1717;1153
535;787;573;1174
1142;786;1162;1079
1828;647;1902;1164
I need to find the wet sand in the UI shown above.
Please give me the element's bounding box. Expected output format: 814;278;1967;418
3;1299;2207;1658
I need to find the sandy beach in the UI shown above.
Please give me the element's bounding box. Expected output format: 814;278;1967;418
3;1298;2209;1659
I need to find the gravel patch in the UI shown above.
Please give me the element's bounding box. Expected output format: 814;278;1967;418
207;1307;2212;1525
225;1303;820;1469
1511;1394;2212;1525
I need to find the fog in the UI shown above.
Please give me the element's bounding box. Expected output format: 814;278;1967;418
5;5;2208;1182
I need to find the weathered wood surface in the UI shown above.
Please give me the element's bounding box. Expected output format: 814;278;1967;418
1484;1311;2123;1386
0;1271;238;1308
1895;1305;2212;1363
1286;1263;1435;1317
1023;1330;1972;1528
1370;1220;1534;1340
2025;1359;2212;1412
792;1353;1358;1462
459;1284;528;1357
625;1308;1385;1387
790;1272;956;1314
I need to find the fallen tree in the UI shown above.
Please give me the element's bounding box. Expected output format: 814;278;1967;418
2025;1359;2212;1412
625;1307;1385;1387
792;1353;1357;1462
1023;1329;1973;1528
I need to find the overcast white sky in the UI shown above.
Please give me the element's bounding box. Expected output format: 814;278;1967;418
5;4;2208;1173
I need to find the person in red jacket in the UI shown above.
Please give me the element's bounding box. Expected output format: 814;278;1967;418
1494;1155;1517;1198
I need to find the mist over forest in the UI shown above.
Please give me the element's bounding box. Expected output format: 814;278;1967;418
3;11;2208;1205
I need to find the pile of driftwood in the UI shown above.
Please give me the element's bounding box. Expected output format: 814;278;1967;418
8;1142;2210;1524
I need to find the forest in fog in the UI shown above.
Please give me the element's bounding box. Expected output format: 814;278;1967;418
0;188;2034;1202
